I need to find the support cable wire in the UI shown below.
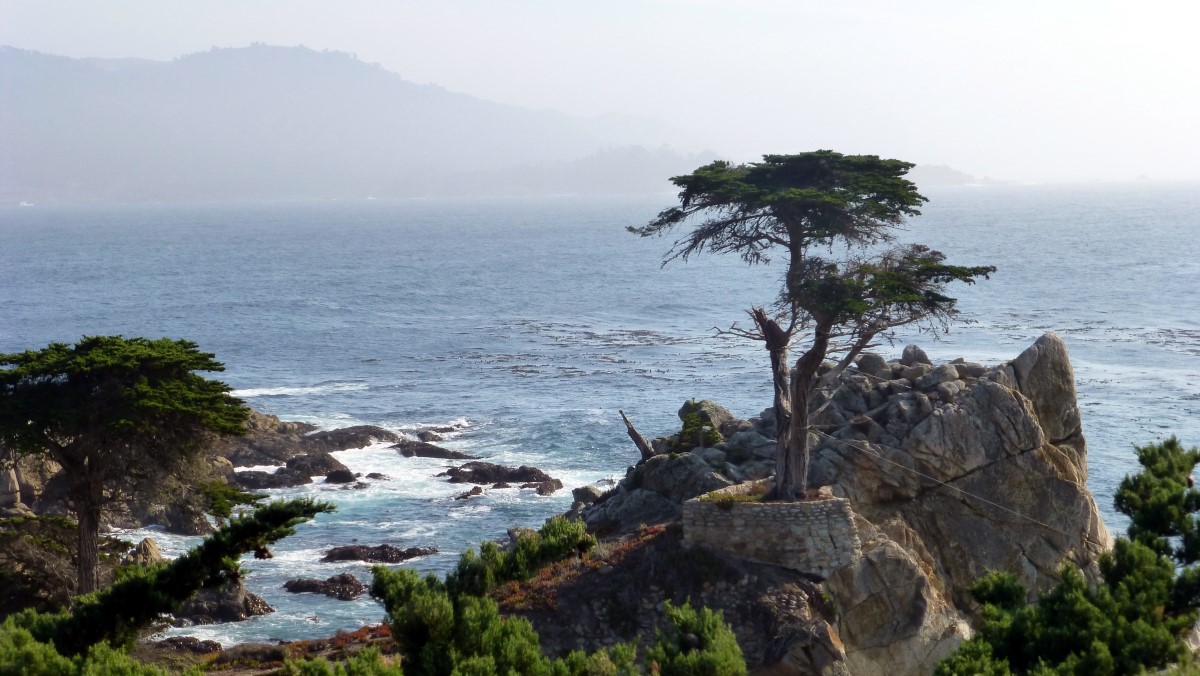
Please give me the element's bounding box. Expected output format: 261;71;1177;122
808;427;1108;550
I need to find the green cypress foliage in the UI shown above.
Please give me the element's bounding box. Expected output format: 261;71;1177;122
645;601;747;676
445;516;595;599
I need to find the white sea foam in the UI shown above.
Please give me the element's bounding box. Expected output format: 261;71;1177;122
232;382;369;398
235;464;284;473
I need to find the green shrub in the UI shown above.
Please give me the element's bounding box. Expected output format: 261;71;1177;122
0;622;192;675
672;412;723;453
646;600;747;676
445;516;595;600
696;493;764;511
0;622;76;676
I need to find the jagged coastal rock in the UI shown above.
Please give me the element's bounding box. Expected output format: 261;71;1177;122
212;411;400;467
557;333;1108;675
172;580;274;626
392;439;479;460
320;544;438;563
283;573;368;601
438;461;563;495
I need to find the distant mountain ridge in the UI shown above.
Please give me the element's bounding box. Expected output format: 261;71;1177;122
0;45;711;202
906;163;1007;188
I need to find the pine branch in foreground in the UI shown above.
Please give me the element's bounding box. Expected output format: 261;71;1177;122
10;498;334;656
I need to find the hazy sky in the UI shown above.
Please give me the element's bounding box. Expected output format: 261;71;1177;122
3;0;1198;181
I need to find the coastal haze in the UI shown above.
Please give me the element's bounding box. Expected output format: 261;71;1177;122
0;45;716;201
2;0;1199;196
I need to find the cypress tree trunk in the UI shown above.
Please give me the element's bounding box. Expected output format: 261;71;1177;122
72;475;102;595
776;323;831;501
751;309;796;499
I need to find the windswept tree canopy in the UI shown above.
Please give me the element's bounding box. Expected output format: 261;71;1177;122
629;150;927;267
0;335;247;481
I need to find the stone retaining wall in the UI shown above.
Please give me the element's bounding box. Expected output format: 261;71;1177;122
682;481;861;578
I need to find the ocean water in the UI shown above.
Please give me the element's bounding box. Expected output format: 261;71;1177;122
1;184;1198;644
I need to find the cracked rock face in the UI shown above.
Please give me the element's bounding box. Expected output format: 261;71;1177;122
813;333;1108;616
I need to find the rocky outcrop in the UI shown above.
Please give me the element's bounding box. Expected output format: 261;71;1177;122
324;469;359;483
173;580;273;625
153;636;223;655
284;573;368;600
286;453;349;476
582;450;733;536
10;453;59;509
211;411;320;466
300;426;402;454
392;439;478;460
0;466;34;517
574;333;1107;675
806;333;1108;611
321;544;438;563
232;468;313;490
213;411;399;467
438;462;562;495
122;538;165;567
825;517;969;675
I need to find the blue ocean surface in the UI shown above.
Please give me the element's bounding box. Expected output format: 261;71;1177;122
1;184;1198;644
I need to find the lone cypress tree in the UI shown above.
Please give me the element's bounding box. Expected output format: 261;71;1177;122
632;151;994;499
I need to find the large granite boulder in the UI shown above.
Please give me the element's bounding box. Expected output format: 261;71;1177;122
286;453;349;476
582;451;733;536
678;399;739;437
439;461;558;487
825;518;969;675
122;537;165;567
0;467;21;508
635;453;734;505
809;333;1108;611
12;453;59;507
173;580;273;625
583;488;681;534
232;468;313;490
284;573;368;601
321;544;437;563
